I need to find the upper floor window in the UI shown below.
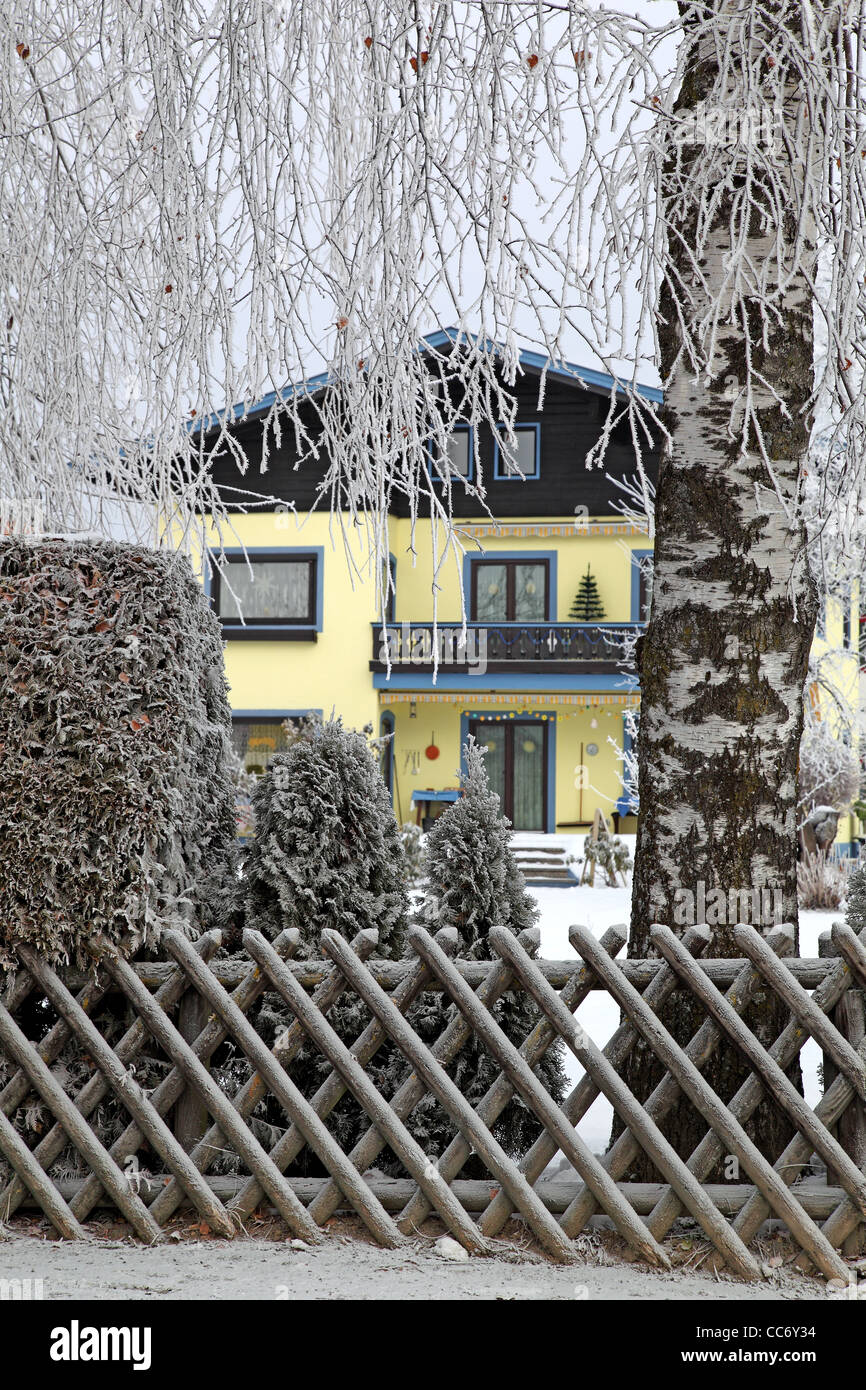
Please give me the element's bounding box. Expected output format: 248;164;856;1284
494;424;540;480
638;562;653;622
471;559;549;622
381;555;396;624
430;425;473;483
213;552;318;628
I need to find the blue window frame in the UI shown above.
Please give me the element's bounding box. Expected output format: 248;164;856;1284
616;709;640;816
463;550;558;622
494;423;540;481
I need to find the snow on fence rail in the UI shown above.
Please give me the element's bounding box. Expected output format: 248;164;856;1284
0;920;864;1283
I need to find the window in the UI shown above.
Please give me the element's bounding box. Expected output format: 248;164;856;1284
471;559;549;622
494;424;540;480
212;552;318;628
430;426;473;483
631;549;654;622
445;429;471;478
381;556;396;624
379;712;395;794
843;586;852;650
638;561;653;622
231;719;291;776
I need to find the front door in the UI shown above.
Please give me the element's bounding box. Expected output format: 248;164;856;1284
469;719;548;831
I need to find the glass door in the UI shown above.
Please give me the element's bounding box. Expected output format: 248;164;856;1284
468;719;547;831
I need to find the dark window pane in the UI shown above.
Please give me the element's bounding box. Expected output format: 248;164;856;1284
446;431;471;478
218;560;312;621
512;727;544;830
475;563;508;621
514;564;546;621
498;427;537;477
231;720;289;776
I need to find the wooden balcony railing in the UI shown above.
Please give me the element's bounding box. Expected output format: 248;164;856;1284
370;621;642;675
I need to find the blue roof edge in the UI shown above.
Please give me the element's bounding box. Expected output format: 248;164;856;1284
191;326;663;437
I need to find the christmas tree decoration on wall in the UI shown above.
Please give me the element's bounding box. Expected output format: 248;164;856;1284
569;565;606;622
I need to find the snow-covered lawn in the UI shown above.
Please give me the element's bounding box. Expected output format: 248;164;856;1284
520;834;840;1154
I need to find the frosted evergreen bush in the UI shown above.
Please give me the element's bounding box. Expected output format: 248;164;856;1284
0;537;237;970
242;715;409;1166
417;737;568;1161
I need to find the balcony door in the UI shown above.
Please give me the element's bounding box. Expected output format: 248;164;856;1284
469;719;548;831
471;560;549;622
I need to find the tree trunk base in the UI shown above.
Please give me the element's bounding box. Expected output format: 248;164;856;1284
609;988;802;1182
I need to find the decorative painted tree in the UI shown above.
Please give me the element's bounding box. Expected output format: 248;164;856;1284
569;566;605;623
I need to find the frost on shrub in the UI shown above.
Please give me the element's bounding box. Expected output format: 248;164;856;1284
797;849;847;911
242;716;409;1168
244;715;407;953
0;537;237;971
798;716;860;817
582;834;633;887
418;737;567;1161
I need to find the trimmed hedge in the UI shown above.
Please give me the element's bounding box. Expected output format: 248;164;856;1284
0;538;237;970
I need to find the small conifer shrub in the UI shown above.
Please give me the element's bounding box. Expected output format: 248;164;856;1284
242;716;409;1165
418;737;568;1160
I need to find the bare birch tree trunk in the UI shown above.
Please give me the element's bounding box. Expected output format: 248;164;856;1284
617;3;818;1174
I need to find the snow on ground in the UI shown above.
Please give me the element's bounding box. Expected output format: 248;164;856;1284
517;834;841;1156
0;1232;825;1301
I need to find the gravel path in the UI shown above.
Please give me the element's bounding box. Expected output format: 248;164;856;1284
0;1234;829;1301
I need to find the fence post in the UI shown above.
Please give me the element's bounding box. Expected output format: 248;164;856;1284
173;990;210;1151
818;929;866;1255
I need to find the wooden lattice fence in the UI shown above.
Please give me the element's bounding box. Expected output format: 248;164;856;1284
0;917;864;1282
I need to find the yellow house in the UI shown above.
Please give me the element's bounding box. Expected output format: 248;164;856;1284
808;584;862;853
196;329;861;853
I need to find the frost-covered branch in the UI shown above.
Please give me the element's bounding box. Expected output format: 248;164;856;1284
1;2;864;597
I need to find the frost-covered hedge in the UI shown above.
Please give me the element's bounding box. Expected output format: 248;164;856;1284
0;538;237;970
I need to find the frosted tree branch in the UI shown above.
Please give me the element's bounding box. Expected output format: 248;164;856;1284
0;1;863;613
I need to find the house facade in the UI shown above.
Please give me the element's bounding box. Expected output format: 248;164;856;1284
197;331;861;849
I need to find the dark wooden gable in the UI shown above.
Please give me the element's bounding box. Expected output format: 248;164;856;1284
200;359;660;517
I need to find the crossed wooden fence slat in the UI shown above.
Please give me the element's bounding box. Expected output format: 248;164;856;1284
0;919;863;1281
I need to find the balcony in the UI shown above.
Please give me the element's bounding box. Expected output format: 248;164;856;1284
370;621;642;676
